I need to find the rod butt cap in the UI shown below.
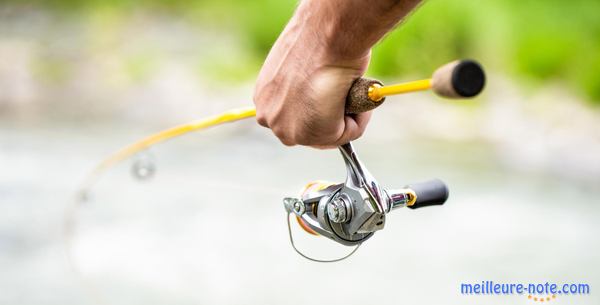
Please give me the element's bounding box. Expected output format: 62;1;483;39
432;60;485;98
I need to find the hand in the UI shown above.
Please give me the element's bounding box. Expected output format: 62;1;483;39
253;8;372;148
253;42;372;148
253;0;421;148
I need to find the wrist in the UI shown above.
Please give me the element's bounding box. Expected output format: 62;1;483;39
291;0;371;67
296;0;420;63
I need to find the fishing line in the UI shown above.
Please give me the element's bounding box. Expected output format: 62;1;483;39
63;106;259;303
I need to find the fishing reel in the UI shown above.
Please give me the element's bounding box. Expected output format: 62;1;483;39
283;142;448;261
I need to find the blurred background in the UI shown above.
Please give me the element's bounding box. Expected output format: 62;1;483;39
1;0;599;304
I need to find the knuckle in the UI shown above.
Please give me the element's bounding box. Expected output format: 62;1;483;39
279;138;296;147
255;110;269;128
271;125;297;146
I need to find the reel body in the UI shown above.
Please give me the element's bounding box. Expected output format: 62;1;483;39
284;142;449;251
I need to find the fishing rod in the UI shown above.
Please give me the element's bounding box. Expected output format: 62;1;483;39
69;59;485;263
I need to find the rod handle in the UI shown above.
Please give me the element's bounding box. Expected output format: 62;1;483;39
344;59;486;114
345;78;385;114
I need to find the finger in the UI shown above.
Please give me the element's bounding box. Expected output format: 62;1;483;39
271;124;297;147
312;111;372;149
352;111;372;134
331;111;372;146
256;114;269;128
310;143;338;150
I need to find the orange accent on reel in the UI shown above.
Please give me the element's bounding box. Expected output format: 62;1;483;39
293;180;335;236
302;180;334;194
295;215;319;236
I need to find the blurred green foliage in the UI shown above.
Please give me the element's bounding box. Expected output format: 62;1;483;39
6;0;600;102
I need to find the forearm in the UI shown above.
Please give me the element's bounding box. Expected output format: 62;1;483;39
291;0;423;62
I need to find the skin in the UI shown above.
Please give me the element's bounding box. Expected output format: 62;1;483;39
254;0;422;148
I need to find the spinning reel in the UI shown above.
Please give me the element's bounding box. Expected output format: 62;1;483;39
283;142;449;261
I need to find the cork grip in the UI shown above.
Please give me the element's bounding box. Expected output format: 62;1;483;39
345;78;385;115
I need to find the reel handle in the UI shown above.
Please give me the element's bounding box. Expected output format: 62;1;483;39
405;179;449;209
345;59;486;114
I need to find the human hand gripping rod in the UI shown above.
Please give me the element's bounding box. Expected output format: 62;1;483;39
283;59;485;261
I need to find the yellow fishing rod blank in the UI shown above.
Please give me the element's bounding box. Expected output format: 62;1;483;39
368;79;432;102
81;107;256;189
85;59;485;182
